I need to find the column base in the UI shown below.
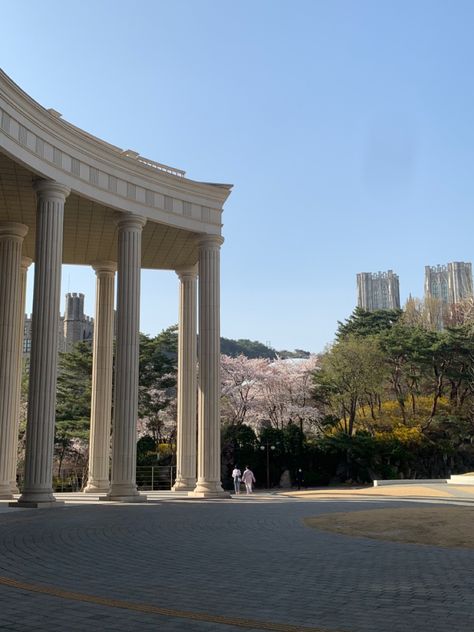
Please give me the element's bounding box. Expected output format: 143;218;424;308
172;478;197;492
100;494;147;503
10;500;65;509
83;480;110;494
190;480;228;495
16;490;56;505
188;480;231;498
188;490;231;498
0;481;15;499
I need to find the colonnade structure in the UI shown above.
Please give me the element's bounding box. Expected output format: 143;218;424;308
0;70;232;507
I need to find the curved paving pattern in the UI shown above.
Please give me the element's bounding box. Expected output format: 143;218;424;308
0;494;473;631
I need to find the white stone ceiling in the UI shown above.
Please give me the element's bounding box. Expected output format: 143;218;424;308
0;150;199;269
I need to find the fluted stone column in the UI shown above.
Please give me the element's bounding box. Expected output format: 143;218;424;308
84;261;116;493
172;266;198;491
0;223;28;499
106;214;147;502
10;256;32;494
189;235;229;498
16;181;69;508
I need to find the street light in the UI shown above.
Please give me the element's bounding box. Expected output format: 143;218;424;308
260;440;277;489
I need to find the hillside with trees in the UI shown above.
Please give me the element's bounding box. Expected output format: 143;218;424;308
16;309;474;490
220;337;310;360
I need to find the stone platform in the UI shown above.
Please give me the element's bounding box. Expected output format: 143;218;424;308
0;489;473;631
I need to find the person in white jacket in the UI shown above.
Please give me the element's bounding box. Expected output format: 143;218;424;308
241;466;256;494
232;466;242;494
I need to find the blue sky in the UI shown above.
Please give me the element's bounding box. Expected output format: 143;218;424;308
2;0;474;352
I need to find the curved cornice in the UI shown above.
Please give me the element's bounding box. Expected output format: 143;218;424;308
0;69;232;235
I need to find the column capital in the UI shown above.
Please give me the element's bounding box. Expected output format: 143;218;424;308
20;256;33;272
197;234;224;249
175;264;198;281
92;260;117;275
0;222;28;240
115;212;147;231
33;179;70;201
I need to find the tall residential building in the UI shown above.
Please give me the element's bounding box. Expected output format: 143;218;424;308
23;292;93;355
424;262;473;305
357;270;400;311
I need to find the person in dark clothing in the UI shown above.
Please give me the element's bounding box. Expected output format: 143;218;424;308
295;468;304;490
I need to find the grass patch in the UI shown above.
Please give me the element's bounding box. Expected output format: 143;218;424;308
304;506;474;549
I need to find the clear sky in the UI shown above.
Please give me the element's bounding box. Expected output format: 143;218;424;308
2;0;474;352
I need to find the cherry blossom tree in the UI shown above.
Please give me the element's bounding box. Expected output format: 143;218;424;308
220;353;321;435
255;357;321;433
220;354;268;427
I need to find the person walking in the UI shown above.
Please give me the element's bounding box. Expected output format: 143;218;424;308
232;466;242;494
295;468;304;491
241;466;256;494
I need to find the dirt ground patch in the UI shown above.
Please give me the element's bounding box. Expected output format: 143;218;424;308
304;506;474;548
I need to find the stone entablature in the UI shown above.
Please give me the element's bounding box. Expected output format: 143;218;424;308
0;70;229;235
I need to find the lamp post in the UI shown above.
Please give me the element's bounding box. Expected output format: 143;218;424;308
260;440;276;489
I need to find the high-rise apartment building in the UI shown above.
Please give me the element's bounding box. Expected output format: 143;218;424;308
424;265;449;303
424;262;473;305
23;292;93;355
357;270;400;311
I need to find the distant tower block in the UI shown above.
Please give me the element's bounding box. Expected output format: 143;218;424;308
448;261;473;304
425;262;473;305
357;270;400;311
424;265;449;303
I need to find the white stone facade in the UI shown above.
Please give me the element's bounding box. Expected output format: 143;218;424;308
0;70;232;505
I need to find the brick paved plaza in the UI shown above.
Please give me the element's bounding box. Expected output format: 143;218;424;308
0;490;473;631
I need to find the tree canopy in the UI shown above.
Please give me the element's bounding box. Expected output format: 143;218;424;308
336;307;402;340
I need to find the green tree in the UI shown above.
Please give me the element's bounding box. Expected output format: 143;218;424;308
138;326;178;444
336;307;402;340
442;326;474;415
314;336;385;436
136;435;158;465
55;341;93;475
379;324;436;423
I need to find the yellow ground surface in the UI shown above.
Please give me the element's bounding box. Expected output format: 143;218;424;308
284;485;474;499
304;506;474;548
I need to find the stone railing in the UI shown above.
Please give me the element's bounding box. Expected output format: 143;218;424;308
137;157;185;177
118;149;185;177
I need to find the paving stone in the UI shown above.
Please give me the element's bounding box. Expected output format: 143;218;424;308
0;496;472;631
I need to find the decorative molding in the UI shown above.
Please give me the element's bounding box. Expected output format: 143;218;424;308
89;167;99;186
0;69;231;232
108;174;118;193
201;206;211;223
164;195;173;212
1;111;10;133
71;157;80;176
18;124;27;146
126;182;136;200
145;189;154;206
52;147;62;167
35;137;44;157
0;103;223;227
